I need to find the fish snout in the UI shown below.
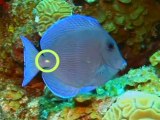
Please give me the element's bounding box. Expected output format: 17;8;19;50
120;60;127;70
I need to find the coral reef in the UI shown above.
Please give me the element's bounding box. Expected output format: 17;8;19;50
0;0;160;119
43;93;114;120
102;91;160;120
104;65;160;97
0;2;44;119
34;0;73;36
0;79;40;120
39;87;75;120
0;0;41;78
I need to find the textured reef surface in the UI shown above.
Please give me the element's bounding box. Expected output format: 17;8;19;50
0;0;160;120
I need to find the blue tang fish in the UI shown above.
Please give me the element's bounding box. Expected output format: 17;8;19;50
20;15;127;98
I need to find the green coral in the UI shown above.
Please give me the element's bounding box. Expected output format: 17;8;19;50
98;65;159;97
149;50;160;66
129;6;145;20
103;22;117;32
118;0;132;4
114;15;126;25
39;87;75;120
85;0;97;3
34;0;73;36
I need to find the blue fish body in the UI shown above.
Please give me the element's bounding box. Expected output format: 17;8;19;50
20;15;127;98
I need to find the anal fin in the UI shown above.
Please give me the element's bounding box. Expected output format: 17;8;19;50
42;73;80;98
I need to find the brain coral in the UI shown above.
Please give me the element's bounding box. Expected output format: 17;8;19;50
102;91;160;120
34;0;73;36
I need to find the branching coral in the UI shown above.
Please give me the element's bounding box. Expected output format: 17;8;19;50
34;0;73;36
102;91;160;120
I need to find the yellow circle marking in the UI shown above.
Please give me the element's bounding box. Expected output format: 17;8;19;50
35;49;60;73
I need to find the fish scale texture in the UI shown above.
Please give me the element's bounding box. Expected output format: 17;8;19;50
40;15;101;50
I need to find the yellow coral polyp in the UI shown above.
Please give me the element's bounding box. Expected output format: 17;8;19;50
35;0;73;36
8;25;15;33
149;50;160;66
102;91;160;120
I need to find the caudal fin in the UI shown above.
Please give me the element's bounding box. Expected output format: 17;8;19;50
20;36;39;87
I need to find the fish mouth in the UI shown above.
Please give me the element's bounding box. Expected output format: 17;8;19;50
102;56;127;71
120;61;127;70
105;61;127;71
104;64;119;72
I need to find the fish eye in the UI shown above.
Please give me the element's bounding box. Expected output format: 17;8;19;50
107;42;114;50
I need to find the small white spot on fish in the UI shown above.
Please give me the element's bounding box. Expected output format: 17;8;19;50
86;60;91;64
45;59;50;63
86;57;91;64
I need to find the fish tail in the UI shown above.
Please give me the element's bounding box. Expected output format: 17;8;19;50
20;36;39;87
